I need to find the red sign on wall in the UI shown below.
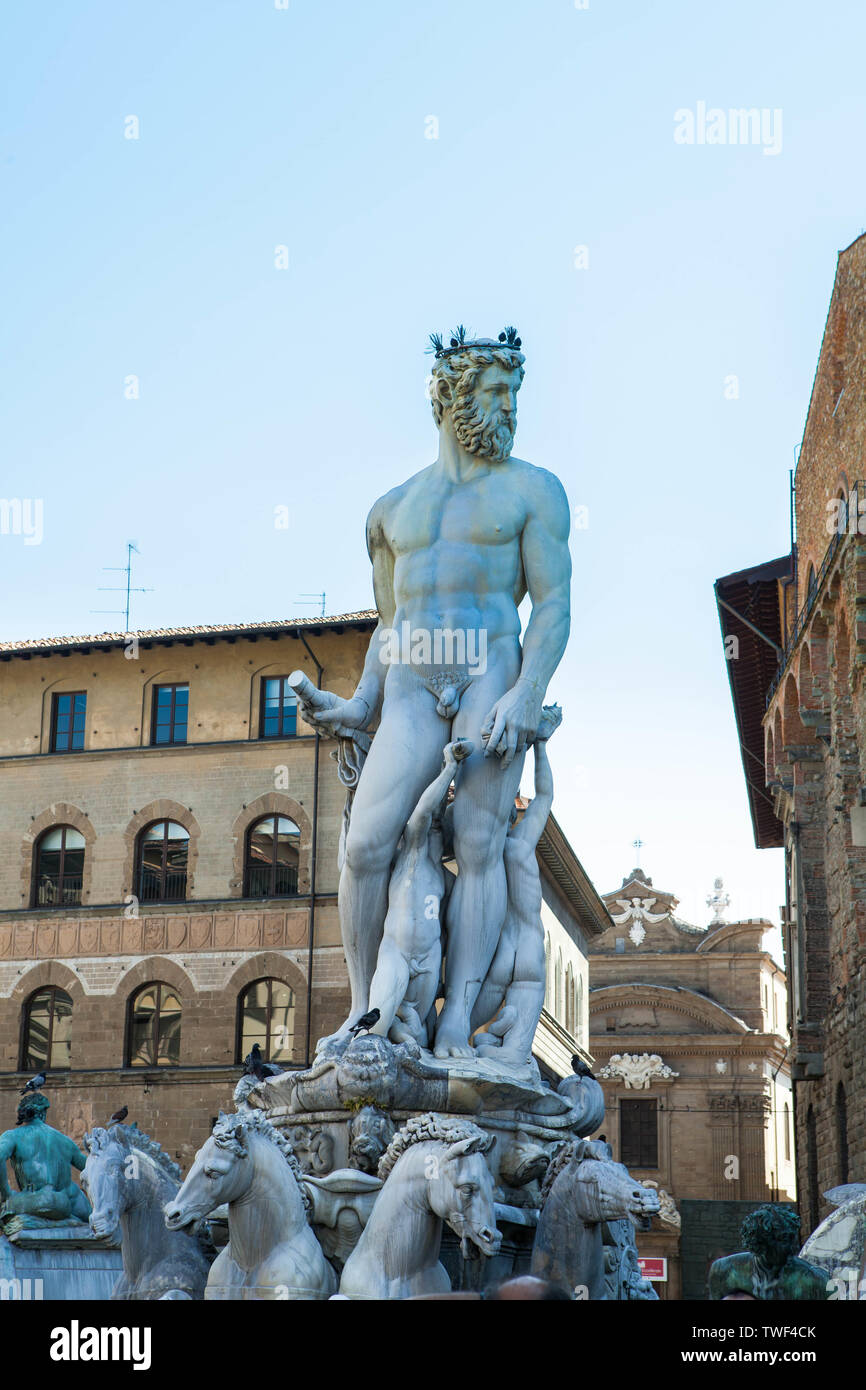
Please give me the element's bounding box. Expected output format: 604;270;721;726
638;1257;668;1281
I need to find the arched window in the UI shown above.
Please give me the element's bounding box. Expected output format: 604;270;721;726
244;816;300;898
21;987;73;1070
577;977;585;1042
836;1082;849;1185
554;949;563;1021
806;564;818;604
137;821;189;902
127;982;182;1067
784;1102;791;1162
565;963;574;1033
32;826;85;907
237;978;296;1065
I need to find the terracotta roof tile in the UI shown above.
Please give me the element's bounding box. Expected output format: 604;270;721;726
0;610;378;656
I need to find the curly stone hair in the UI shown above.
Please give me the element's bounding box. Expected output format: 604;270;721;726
377;1112;494;1182
85;1123;182;1182
212;1109;311;1215
429;343;525;427
16;1093;49;1125
741;1204;801;1269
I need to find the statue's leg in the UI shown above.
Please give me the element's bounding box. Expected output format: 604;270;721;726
324;677;447;1044
481;903;545;1063
469;916;516;1038
367;936;412;1039
434;670;525;1059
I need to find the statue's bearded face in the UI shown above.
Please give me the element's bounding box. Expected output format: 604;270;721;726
450;363;521;463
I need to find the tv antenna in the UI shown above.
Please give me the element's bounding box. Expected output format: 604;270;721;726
93;542;153;631
297;592;327;618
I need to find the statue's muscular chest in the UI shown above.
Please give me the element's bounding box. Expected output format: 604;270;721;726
386;473;525;556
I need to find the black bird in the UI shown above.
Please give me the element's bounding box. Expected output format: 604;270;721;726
571;1055;595;1080
240;1043;282;1083
19;1071;46;1096
109;1106;129;1125
349;1008;380;1037
242;1043;269;1083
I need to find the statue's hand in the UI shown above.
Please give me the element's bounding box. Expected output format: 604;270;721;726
481;682;543;767
306;694;371;732
288;670;372;734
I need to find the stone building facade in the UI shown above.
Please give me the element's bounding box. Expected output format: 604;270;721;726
0;611;603;1168
588;867;794;1299
715;233;866;1237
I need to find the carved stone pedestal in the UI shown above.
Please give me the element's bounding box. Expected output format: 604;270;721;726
0;1223;122;1301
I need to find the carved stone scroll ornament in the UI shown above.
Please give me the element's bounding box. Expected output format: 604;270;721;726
596;1053;679;1089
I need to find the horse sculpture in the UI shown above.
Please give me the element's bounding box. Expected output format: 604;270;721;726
531;1138;660;1299
339;1113;501;1300
82;1124;211;1300
164;1109;336;1300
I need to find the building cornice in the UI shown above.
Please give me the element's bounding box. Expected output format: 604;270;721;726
538;813;611;938
0;612;379;660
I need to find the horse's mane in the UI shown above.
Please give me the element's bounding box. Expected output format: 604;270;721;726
87;1123;182;1183
378;1112;494;1182
540;1139;580;1205
212;1109;311;1216
539;1137;607;1205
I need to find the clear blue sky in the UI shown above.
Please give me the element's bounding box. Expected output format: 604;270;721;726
3;0;864;931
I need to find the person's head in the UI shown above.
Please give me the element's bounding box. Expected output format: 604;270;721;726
17;1093;49;1126
429;337;525;463
484;1275;571;1301
741;1204;800;1270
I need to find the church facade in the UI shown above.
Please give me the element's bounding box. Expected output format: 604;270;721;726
588;866;794;1299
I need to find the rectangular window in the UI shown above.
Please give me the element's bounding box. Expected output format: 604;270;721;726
260;676;298;739
151;684;189;745
51;692;86;752
620;1098;658;1168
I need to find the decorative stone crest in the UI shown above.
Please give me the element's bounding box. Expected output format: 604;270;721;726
596;1053;679;1089
609;897;670;946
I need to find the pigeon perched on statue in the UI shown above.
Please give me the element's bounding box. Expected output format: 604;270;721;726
349;1009;380;1037
19;1071;46;1096
109;1106;129;1125
571;1055;595;1079
241;1043;282;1082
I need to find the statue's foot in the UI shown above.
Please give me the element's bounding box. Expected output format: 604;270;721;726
433;1021;475;1060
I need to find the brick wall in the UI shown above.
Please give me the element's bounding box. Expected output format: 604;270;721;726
764;236;866;1236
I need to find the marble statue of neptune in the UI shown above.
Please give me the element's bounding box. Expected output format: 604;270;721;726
300;328;571;1059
